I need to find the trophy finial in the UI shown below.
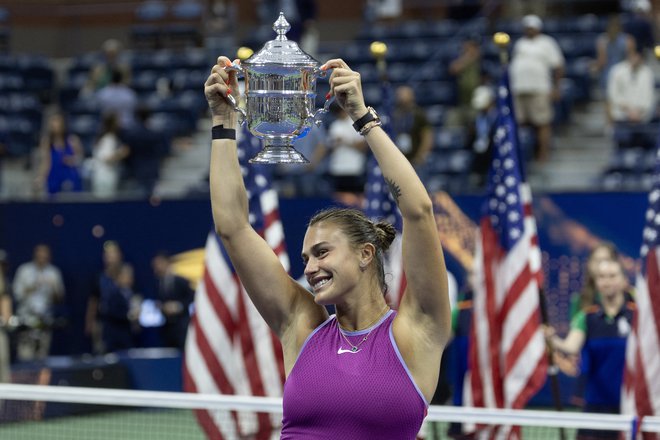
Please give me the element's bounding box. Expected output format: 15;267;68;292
273;12;290;41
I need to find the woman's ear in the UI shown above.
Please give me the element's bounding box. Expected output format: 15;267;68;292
359;243;376;269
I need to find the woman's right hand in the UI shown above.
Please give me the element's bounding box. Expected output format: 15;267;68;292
204;56;241;127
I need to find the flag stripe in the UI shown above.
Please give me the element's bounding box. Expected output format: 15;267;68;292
203;270;236;339
646;250;660;353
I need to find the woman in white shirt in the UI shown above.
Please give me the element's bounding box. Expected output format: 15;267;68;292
91;113;129;198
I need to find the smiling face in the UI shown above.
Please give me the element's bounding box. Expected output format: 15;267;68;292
302;222;363;305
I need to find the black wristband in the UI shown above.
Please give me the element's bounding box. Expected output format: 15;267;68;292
212;125;236;140
352;107;379;133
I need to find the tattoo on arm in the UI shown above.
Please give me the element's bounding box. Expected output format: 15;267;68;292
385;177;402;204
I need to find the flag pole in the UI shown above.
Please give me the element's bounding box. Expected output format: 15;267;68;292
493;31;565;440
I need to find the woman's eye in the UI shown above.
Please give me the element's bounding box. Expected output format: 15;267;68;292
318;249;327;258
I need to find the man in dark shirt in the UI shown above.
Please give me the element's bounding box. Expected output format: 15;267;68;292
152;252;194;350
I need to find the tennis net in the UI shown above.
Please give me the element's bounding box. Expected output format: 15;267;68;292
0;383;658;439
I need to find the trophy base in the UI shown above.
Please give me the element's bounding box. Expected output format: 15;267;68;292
249;145;309;164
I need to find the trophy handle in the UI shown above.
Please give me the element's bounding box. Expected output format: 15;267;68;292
224;62;247;124
225;94;247;124
311;94;334;126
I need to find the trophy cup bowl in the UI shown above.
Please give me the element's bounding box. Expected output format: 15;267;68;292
225;12;332;164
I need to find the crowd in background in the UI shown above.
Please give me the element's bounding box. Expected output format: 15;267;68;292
0;0;657;200
0;240;194;377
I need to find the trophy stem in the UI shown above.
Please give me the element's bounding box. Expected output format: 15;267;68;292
249;144;310;164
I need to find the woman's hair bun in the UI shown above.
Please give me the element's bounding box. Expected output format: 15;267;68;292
373;221;396;251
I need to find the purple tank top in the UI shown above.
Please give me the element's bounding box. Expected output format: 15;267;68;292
281;310;427;439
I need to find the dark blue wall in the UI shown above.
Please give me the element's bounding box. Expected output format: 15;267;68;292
0;192;649;355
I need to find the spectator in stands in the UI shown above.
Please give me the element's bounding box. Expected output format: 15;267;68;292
152;252;194;350
99;262;141;353
449;36;482;128
546;259;634;440
90;113;130;198
0;249;12;381
34;113;84;196
607;49;655;125
121;107;169;196
392;85;433;166
327;105;368;194
592;15;635;93
623;0;655;57
510;14;565;162
85;39;131;94
12;244;64;361
96;70;138;130
469;85;496;187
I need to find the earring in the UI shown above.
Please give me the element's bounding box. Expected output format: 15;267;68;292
359;262;367;271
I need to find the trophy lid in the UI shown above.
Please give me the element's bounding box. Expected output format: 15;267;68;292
243;12;319;67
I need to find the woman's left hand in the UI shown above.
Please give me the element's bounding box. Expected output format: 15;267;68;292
321;59;368;121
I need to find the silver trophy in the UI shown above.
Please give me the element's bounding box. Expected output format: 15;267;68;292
226;12;332;164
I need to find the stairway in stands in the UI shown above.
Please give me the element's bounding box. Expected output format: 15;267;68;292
528;98;612;192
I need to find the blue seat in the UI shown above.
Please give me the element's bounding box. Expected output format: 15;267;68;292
131;1;167;50
415;81;457;106
557;34;598;59
0;72;24;92
427;20;458;38
67;114;100;154
136;0;167;21
131;70;160;94
434;127;467;150
425;105;446;127
7;115;38;156
17;56;54;95
613;122;659;150
7;93;42;130
606;147;646;172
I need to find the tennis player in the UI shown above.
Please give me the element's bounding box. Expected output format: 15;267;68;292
204;56;451;438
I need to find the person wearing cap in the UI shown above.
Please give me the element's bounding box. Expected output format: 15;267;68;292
510;14;565;162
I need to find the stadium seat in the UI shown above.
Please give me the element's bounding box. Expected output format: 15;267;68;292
613;122;659;150
17;56;55;99
425;105;447;127
131;0;168;50
0;7;9;53
67;114;100;154
6;115;38;157
415;81;457;106
434;127;467;150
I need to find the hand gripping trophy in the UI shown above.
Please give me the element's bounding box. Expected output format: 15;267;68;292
225;12;332;164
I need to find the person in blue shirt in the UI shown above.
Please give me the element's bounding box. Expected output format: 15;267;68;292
546;258;634;440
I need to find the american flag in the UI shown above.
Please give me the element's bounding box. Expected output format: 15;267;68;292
363;80;406;308
183;125;286;439
622;146;660;440
465;71;547;439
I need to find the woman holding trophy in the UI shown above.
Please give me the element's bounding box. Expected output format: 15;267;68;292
204;54;450;438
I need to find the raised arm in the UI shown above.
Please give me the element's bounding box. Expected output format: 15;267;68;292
324;59;451;343
204;57;326;349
